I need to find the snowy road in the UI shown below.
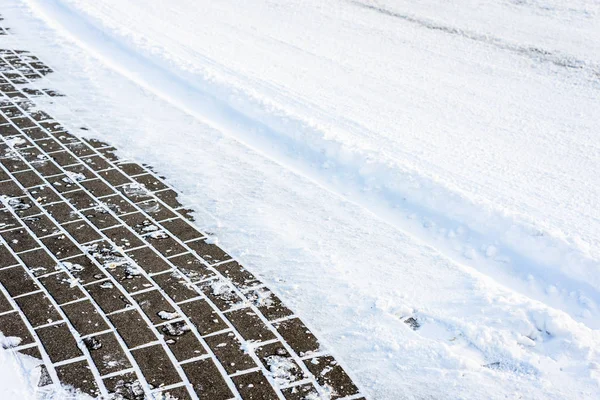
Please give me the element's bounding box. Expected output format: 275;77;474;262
2;0;600;398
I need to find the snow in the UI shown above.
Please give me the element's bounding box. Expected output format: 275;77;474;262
1;0;599;399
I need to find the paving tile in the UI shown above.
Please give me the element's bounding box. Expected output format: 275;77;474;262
17;248;57;276
41;234;82;259
157;320;207;362
106;262;153;293
84;332;131;376
62;219;102;243
22;214;60;237
151;270;199;303
205;331;257;375
35;322;82;363
82;206;120;229
244;288;294;322
138;199;176;221
281;383;320;400
61;299;110;336
84;138;111;149
62;189;99;209
197;279;245;312
86;281;131;314
103;225;145;250
0;311;35;346
17;345;42;361
118;183;154;203
36;137;63;153
304;356;359;399
117;163;146;177
0;242;19;268
0;178;26;196
1;227;40;252
131;344;182;388
214;261;261;291
132;289;178;325
225;307;275;343
8;196;42;217
0;265;38;296
43;201;80;223
99;193;137;215
82;154;112;171
153;386;193;400
63;162;97;180
80;178;116;198
55;360;100;398
231;371;279;400
38;271;86;304
30;159;62;177
28;184;62;204
108;309;156;348
0;155;29;173
186;238;231;265
97;168;131;186
182;358;234;400
144;231;187;257
160;218;203;242
126;246;172;274
12;169;44;188
273;318;321;357
48;150;78;167
46;173;80;193
103;371;144;400
14;292;62;327
155;189;182;209
120;212;158;235
60;255;107;284
169;253;215;282
255;341;305;385
0;208;21;231
178;299;228;336
0;289;12;313
132;174;168;192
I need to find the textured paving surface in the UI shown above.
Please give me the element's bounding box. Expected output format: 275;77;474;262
0;15;364;400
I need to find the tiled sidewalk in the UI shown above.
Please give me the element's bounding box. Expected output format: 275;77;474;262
0;15;364;400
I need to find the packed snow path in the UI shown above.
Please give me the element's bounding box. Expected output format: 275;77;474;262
0;17;364;400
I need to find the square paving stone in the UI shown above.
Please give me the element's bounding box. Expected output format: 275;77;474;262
46;174;80;193
99;194;136;215
17;248;58;277
61;299;110;337
132;174;168;192
83;332;131;376
214;261;261;291
178;299;228;336
28;184;62;205
43;201;80;223
0;242;19;268
186;238;231;265
55;360;100;398
63;190;99;209
0;290;12;313
22;214;60;237
1;227;40;252
281;383;320;400
231;371;279;400
151;270;199;303
197;279;245;312
82;155;112;171
14;292;62;327
108;309;156;348
303;356;359;399
144;231;187;257
38;272;86;305
12;169;44;188
103;371;144;400
0;265;38;297
41;234;82;259
86;281;131;314
103;226;145;250
35;322;82;363
80;178;115;198
60;255;107;284
169;253;215;282
82;207;120;229
132;290;178;325
255;342;305;385
131;344;182;388
225;308;275;343
62;220;102;244
244;288;294;322
273;318;320;357
30;160;62;177
160;218;203;243
157;320;207;362
205;331;257;374
97;168;131;186
0;179;26;197
48;151;78;167
106;262;152;293
126;246;172;274
155;190;182;209
0;311;35;346
138;199;176;221
182;358;233;400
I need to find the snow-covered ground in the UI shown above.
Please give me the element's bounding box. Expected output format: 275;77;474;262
2;0;600;398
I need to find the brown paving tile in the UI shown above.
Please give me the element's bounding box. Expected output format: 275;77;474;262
86;281;131;314
231;371;279;400
36;137;63;153
214;261;261;291
61;300;110;336
103;371;144;400
132;174;168;192
23;126;49;140
46;173;80;193
132;289;177;325
0;168;9;182
117;163;146;177
126;246;172;274
55;360;100;397
225;308;275;343
178;299;228;336
17;248;57;277
43;201;80;223
120;212;158;235
154;386;193;400
169;253;215;282
138;199;176;221
108;309;156;348
97;147;119;161
17;147;45;163
97;168;131;186
157;320;207;362
0;242;19;268
81;208;119;231
41;234;82;259
131;344;182;388
38;272;85;305
103;225;145;250
14;292;62;327
0;123;19;137
84;138;111;149
0;156;29;173
304;356;359;399
197;279;245;312
151;270;199;303
0;289;12;313
84;332;131;376
281;383;320;400
12;169;44;188
22;214;60;237
118;183;154;203
182;358;234;400
1;227;40;252
186;238;231;265
255;341;305;385
80;178;116;198
8;196;42;217
65;141;95;157
204;331;257;374
17;345;42;361
63;189;99;209
0;208;21;231
0;179;25;197
0;265;38;296
30;159;62;177
144;231;187;257
60;255;107;284
244;288;294;322
39;121;64;133
0;311;35;346
99;193;137;216
63;162;97;180
160;218;203;243
28;184;62;204
35;322;82;363
62;219;102;244
273;318;321;357
155;189;182;208
48;150;78;167
106;262;153;293
82;154;112;171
